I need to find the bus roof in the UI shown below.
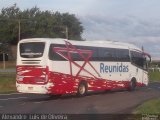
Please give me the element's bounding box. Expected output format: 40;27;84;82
19;38;142;51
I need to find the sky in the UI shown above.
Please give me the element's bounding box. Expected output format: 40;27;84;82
0;0;160;59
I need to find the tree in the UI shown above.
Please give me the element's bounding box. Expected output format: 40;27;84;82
0;4;20;43
0;4;84;44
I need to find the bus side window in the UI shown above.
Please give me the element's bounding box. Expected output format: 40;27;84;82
87;46;98;61
131;51;144;68
119;49;130;62
49;44;66;61
98;48;110;61
104;51;111;60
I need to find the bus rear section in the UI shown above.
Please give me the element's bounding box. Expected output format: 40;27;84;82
16;40;52;94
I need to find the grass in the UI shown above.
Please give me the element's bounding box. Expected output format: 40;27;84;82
134;72;160;114
0;72;15;74
149;71;160;82
134;98;160;114
0;76;16;94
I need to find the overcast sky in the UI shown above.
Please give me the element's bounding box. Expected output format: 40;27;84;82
0;0;160;59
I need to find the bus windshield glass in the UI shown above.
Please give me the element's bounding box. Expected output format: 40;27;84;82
20;42;45;58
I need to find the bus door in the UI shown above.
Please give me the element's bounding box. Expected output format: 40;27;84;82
130;51;144;84
142;53;151;85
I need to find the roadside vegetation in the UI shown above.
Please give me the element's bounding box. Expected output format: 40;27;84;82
134;71;160;114
0;4;84;45
0;76;16;94
0;61;16;69
134;98;160;114
0;60;16;93
149;71;160;82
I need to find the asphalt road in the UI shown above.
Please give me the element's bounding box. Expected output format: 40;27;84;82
0;82;160;114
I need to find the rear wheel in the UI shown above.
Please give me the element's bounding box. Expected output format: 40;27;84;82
77;82;87;96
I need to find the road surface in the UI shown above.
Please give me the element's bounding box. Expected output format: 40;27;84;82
0;82;160;114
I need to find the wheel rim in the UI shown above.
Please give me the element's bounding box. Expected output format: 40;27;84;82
79;84;86;95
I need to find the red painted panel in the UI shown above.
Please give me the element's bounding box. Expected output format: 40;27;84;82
16;65;48;85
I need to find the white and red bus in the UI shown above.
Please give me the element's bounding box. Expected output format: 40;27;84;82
16;38;151;96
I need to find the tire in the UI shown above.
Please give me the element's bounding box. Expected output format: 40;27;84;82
128;79;136;91
77;82;87;96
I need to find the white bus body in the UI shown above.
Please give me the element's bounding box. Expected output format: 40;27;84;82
16;38;151;96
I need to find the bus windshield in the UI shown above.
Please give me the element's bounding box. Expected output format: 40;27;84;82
20;42;45;58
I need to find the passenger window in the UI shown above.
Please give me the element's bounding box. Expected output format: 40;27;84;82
131;51;144;68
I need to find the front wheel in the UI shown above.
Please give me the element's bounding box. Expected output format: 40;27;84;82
128;79;136;91
77;82;87;96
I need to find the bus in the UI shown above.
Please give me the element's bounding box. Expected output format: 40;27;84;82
16;38;151;96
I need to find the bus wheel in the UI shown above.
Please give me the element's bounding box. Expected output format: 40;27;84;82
77;82;87;96
128;78;136;91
